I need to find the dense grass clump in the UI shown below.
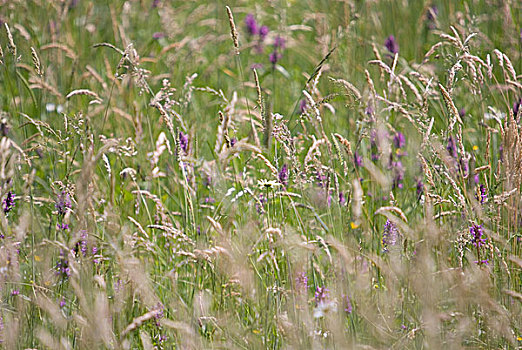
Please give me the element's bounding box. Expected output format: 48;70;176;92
0;0;520;348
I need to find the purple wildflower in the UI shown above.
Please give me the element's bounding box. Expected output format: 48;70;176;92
459;157;469;177
299;99;307;114
469;224;486;247
245;14;259;36
339;191;346;205
55;191;71;216
316;171;328;188
152;32;165;39
278;164;289;187
513;97;521;119
154;302;165;327
382;219;400;250
479;184;486;204
57;223;69;230
370;129;381;161
314;286;329;305
151;0;161;8
426;5;438;21
274;36;285;49
269;51;282;65
393;132;406;149
343;295;352;314
354;151;363;168
499;145;503;162
3;191;15;214
55;250;70;278
391;160;404;189
295;272;308;292
179;131;188;153
259;25;269;40
459;108;466;119
256;193;267;213
74;230;88;257
0;119;9;136
59;297;66;308
447;136;457;158
384;35;399;54
426;6;438;29
416;178;424;199
11;290;19;296
251;63;263;70
365;104;374;117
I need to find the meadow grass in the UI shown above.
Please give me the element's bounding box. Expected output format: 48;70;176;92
0;0;520;348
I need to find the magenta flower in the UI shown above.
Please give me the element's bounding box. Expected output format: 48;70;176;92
274;36;285;49
245;14;259;36
384;35;399;54
259;25;269;40
269;51;282;65
354;151;363;168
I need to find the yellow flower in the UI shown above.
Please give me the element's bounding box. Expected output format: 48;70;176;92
473;145;478;151
350;222;359;229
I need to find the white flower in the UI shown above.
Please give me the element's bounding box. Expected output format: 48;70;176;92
258;179;281;190
313;299;338;319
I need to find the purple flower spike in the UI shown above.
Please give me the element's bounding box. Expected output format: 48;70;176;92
3;191;15;214
416;179;424;199
274;36;285;50
391;160;404;189
393;132;406;149
269;51;282;65
469;224;486;247
479;184;486;203
295;272;308;291
299;99;307;113
278;164;289;187
427;5;438;21
382;219;400;250
57;223;69;231
314;286;329;304
339;191;346;205
384;35;399;54
354;151;363;168
55;191;72;216
344;295;352;314
447;136;457;158
245;14;259;36
179;131;188;153
513;97;521;118
259;25;269;40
